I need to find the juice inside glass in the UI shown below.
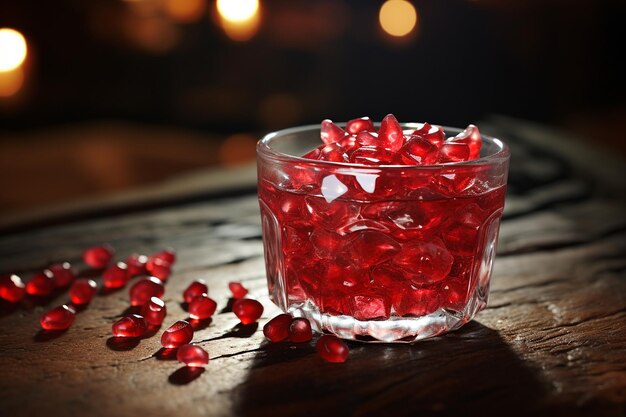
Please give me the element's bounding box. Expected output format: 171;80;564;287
257;123;509;342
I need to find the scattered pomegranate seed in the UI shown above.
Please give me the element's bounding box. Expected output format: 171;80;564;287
151;248;176;265
0;274;25;303
161;320;194;348
188;294;217;320
320;119;346;145
102;262;129;289
140;297;167;326
228;282;248;299
378;114;404;152
232;299;263;325
25;270;55;297
316;335;349;363
176;344;209;367
69;279;98;305
263;313;292;342
346;117;374;135
183;280;209;304
146;258;171;281
288;318;312;343
129;276;165;307
83;244;114;269
40;305;76;330
48;262;75;288
112;314;148;338
125;254;148;277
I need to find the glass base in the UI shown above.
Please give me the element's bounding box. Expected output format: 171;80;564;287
287;297;487;343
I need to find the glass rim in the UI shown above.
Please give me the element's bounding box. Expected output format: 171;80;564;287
257;123;510;169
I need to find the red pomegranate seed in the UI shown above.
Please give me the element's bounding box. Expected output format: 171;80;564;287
112;314;148;338
232;299;263;325
228;282;248;299
69;279;97;305
103;262;129;289
439;142;470;162
125;254;148;277
319;143;349;162
146;258;171;281
346;117;374;135
176;344;209;367
413;122;445;147
378;114;404;152
316;335;349;363
188;293;217;320
400;135;439;165
25;270;55;297
320;119;346;145
263;313;292;342
151;248;176;265
184;280;209;304
161;320;194;348
140;297;167;326
289;318;312;342
449;124;482;159
83;244;114;269
355;131;379;147
40;305;76;330
48;262;75;288
0;274;25;303
129;276;164;307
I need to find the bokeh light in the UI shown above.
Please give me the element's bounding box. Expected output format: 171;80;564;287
216;0;259;23
219;133;258;166
0;28;28;72
0;66;24;97
163;0;207;24
379;0;418;38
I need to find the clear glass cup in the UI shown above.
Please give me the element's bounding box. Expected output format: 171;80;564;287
257;124;510;342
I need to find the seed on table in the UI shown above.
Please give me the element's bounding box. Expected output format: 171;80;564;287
112;314;148;338
140;297;167;326
232;299;263;325
0;274;25;303
102;262;129;289
125;254;148;277
263;313;293;342
25;270;55;297
48;262;75;288
83;244;114;269
161;320;193;348
188;294;217;320
40;305;76;330
129;276;164;307
316;335;349;363
228;282;248;299
183;280;208;303
289;318;312;343
150;248;176;265
146;258;171;281
69;279;97;305
176;344;209;367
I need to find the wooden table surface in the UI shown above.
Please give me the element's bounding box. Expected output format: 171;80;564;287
1;117;625;417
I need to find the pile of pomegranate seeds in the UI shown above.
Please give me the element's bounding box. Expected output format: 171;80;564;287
306;114;482;165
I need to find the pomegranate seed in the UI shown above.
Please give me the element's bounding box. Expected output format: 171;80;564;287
263;313;292;342
439;142;470;162
140;297;167;326
151;248;176;265
48;262;75;288
112;314;148;338
449;124;482;159
316;335;349;363
129;277;164;307
83;244;114;269
125;254;148;277
40;305;76;330
176;344;209;367
289;318;312;342
232;299;263;325
302;147;322;160
319;143;350;162
346;117;374;135
378;114;404;152
103;262;129;289
188;293;217;320
228;282;248;299
400;135;439;165
184;280;209;304
161;320;194;348
69;279;97;305
320;119;346;145
0;274;25;303
413;122;445;147
146;258;171;281
25;270;55;297
355;131;379;147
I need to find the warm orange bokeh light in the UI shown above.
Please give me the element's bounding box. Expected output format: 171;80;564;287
216;0;261;41
0;28;27;72
379;0;418;38
219;133;258;166
163;0;206;23
0;66;24;97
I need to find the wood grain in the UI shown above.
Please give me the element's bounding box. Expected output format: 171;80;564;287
1;118;625;417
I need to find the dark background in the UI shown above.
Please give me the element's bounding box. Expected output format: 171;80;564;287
1;0;624;213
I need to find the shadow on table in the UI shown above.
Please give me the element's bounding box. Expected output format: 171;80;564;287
232;321;548;417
